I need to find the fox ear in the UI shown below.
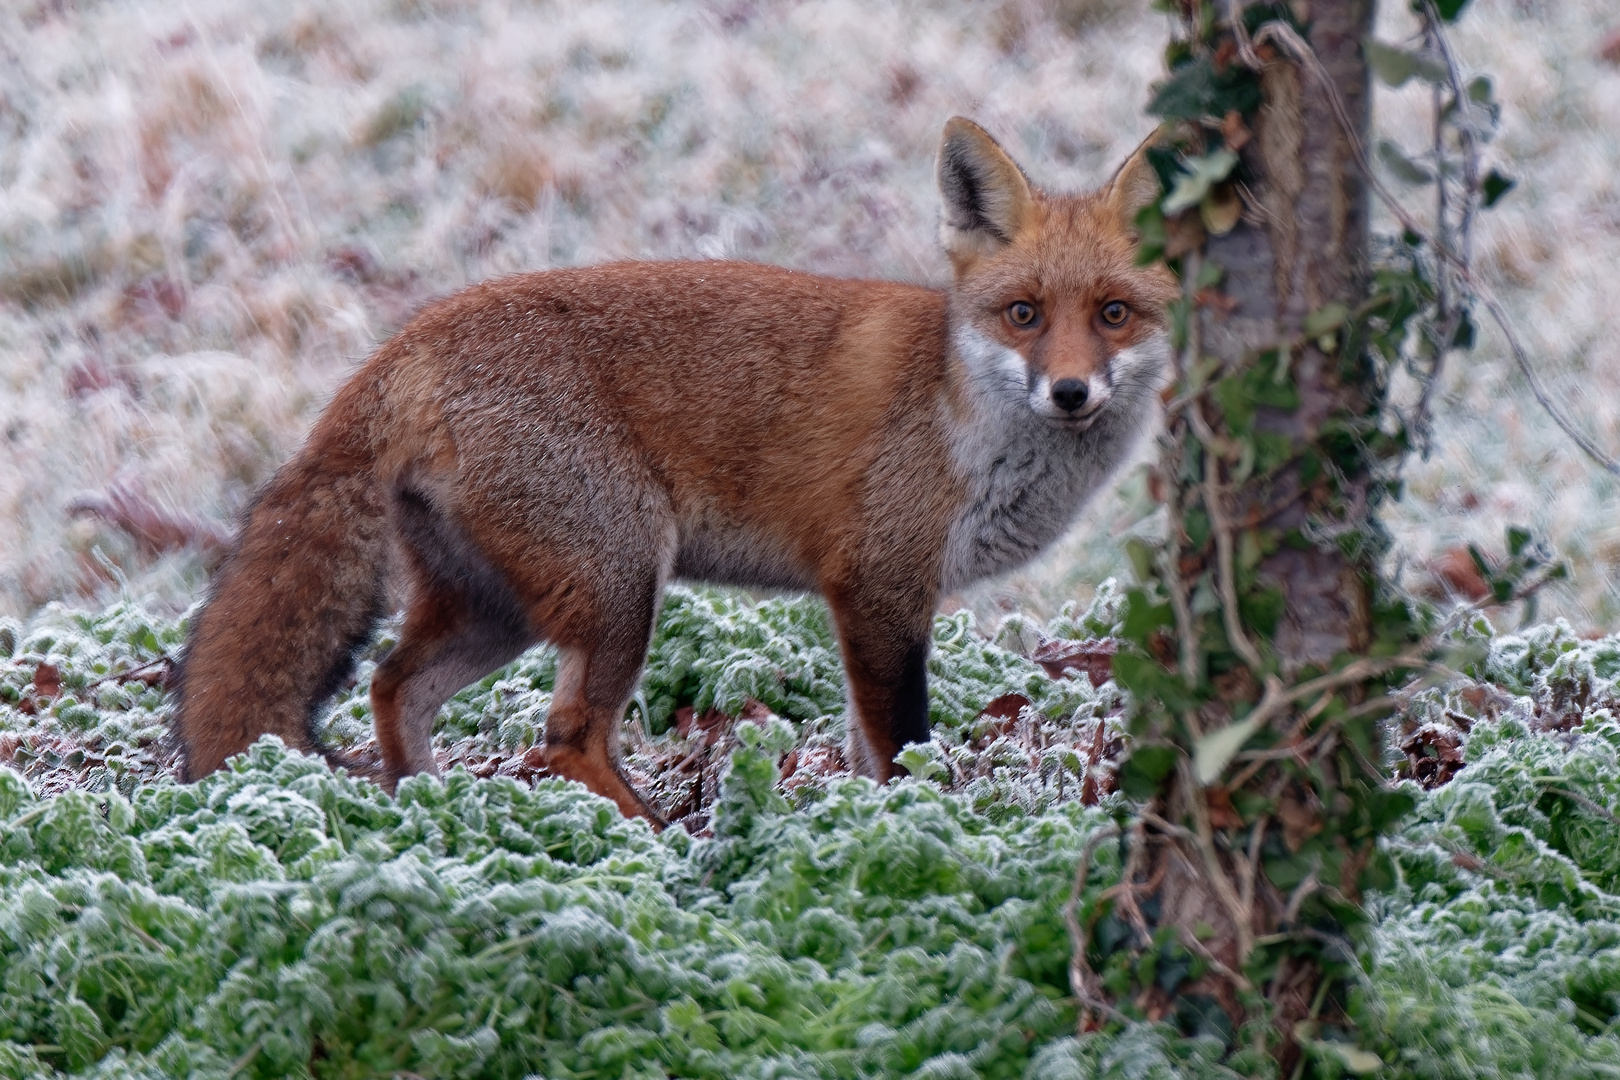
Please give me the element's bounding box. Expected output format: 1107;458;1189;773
937;117;1034;266
1103;133;1164;231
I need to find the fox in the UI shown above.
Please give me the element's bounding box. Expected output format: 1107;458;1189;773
171;117;1176;823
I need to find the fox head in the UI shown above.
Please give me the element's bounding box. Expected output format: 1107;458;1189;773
937;117;1177;429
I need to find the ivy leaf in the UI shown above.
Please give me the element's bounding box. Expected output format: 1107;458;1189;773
1364;40;1448;87
1121;744;1179;799
1162;149;1240;215
1303;302;1350;338
1112;649;1196;713
1416;0;1472;22
1451;308;1476;349
1377;140;1433;185
1124;537;1158;584
1193;713;1263;785
1481;168;1516;207
1148;57;1263;123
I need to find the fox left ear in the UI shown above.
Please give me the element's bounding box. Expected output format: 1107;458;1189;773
937;117;1035;268
1103;134;1165;232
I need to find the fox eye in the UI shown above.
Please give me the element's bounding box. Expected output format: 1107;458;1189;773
1006;301;1039;327
1101;301;1129;327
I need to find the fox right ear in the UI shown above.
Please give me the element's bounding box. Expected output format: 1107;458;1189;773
937;117;1034;267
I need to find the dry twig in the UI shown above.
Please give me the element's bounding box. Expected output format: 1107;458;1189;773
1065;824;1130;1030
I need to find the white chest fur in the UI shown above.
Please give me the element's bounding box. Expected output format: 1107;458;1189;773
939;328;1158;593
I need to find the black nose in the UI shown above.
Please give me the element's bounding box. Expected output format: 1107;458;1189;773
1050;378;1089;413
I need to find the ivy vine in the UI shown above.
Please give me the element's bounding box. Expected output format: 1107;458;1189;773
1074;0;1574;1070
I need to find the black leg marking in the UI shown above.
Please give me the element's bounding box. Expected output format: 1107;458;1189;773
888;638;933;759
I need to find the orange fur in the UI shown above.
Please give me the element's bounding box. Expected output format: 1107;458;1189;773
171;119;1175;824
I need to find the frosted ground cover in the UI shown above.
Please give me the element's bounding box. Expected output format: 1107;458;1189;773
0;0;1617;623
3;596;1620;1076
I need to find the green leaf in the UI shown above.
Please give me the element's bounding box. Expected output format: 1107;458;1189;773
1239;585;1285;639
895;745;947;782
1420;0;1472;21
1303;302;1350;338
1124;537;1158;583
1506;524;1533;558
1378;140;1433;185
1193;713;1262;785
1121;744;1179;799
1120;589;1174;645
1364;39;1447;88
1481;168;1516;207
1162;148;1240;215
1112;650;1197;713
1148;57;1263;123
1312;1039;1385;1074
1363;787;1419;834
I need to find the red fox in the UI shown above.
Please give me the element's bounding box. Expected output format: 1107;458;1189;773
172;118;1175;823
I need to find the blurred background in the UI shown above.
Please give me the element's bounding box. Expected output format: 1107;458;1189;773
0;0;1616;626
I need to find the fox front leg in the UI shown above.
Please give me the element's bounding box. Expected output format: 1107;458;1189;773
826;587;935;780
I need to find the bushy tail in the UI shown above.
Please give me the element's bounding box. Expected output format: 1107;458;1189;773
172;408;389;780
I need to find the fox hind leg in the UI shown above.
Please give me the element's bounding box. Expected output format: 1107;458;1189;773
370;584;532;783
369;489;535;786
404;443;676;824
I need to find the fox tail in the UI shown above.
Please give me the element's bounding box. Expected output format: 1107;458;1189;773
171;398;389;779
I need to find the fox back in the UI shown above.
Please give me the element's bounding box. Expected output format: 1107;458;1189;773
171;118;1175;823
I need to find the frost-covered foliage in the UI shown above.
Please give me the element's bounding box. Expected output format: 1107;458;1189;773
0;584;1129;814
0;602;182;796
1367;718;1620;1078
0;735;1118;1079
7;597;1620;1076
639;589;845;733
1357;620;1620;1079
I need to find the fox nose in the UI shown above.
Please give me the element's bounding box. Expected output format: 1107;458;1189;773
1050;378;1089;413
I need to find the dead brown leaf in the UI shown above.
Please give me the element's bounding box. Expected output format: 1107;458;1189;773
1601;28;1620;64
1397;723;1465;789
1425;546;1491;602
1195;286;1240;318
33;662;61;699
1277;790;1323;853
1030;638;1118;685
1205;785;1243;829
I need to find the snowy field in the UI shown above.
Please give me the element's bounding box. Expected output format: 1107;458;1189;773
0;0;1616;626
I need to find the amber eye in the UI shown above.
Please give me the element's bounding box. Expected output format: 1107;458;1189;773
1007;301;1039;327
1101;301;1129;327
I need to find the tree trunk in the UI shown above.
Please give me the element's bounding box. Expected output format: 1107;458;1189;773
1091;0;1416;1070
